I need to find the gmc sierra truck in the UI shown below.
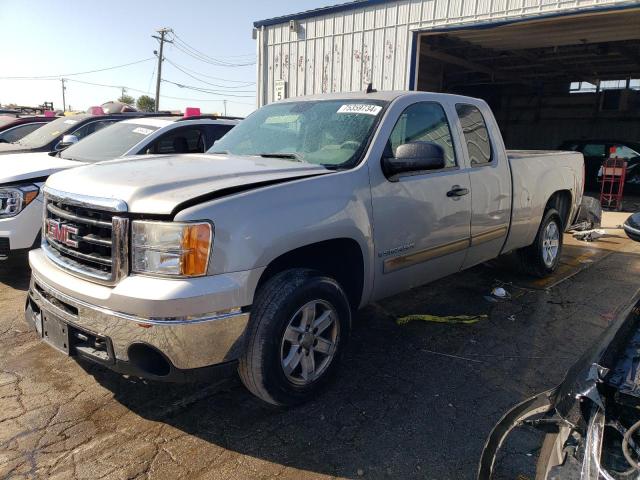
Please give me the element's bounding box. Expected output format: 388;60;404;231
25;91;584;406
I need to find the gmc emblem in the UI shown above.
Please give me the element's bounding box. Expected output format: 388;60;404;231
46;219;79;248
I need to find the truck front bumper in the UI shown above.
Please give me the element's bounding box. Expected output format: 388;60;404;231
26;249;262;381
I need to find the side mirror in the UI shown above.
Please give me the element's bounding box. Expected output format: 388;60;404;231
54;134;79;151
382;141;446;177
623;213;640;242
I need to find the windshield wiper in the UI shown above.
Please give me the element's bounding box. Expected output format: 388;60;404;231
258;152;302;162
210;150;229;155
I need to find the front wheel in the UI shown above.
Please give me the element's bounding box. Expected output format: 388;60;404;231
517;208;563;278
238;268;351;407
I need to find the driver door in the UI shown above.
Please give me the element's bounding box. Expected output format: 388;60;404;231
369;100;472;300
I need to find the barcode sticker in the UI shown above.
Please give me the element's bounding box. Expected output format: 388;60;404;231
337;104;382;116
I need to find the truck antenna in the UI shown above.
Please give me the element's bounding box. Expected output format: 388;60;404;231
365;83;376;94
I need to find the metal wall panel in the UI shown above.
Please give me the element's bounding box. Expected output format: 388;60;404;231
257;0;636;105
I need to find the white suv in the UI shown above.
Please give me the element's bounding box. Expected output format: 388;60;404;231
0;115;240;259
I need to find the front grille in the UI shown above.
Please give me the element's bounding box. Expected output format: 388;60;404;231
42;188;129;285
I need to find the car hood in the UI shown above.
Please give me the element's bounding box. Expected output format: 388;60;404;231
45;153;332;215
0;152;83;185
0;142;32;154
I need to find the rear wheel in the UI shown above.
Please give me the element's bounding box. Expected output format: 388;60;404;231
238;268;351;407
517;208;563;278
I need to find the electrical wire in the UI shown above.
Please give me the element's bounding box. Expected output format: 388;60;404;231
161;61;255;83
161;78;255;97
622;419;640;472
64;77;254;104
164;57;255;89
0;58;154;80
170;32;255;67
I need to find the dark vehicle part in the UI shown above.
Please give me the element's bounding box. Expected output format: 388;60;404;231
623;213;640;242
572;196;603;231
478;291;640;480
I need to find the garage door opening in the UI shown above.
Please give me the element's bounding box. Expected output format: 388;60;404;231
414;7;640;151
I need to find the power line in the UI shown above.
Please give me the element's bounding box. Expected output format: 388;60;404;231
161;78;255;97
159;61;255;83
0;58;154;80
164;57;255;89
171;32;255;67
63;77;254;104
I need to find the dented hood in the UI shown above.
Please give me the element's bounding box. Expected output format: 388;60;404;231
45;153;331;214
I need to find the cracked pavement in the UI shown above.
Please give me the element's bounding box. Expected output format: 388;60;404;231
2;228;640;479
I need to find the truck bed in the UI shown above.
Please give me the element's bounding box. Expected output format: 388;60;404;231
502;149;584;254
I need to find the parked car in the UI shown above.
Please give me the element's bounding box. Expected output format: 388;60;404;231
478;260;640;479
0;115;56;143
0;111;169;155
25;91;584;406
559;139;640;190
0;115;239;260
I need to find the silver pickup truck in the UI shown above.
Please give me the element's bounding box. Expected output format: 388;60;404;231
25;91;584;406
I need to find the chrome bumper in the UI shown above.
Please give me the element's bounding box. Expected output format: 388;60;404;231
26;274;250;372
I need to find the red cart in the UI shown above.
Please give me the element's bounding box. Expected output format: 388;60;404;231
599;150;627;211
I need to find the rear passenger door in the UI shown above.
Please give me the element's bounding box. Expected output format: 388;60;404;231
455;103;512;269
369;100;472;300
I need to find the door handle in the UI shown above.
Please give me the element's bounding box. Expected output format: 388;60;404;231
447;186;470;197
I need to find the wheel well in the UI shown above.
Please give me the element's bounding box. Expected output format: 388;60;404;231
545;190;572;228
256;239;365;310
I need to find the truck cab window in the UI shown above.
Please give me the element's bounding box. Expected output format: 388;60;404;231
455;104;492;166
387;102;456;168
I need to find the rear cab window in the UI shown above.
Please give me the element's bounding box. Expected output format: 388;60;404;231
455;104;492;166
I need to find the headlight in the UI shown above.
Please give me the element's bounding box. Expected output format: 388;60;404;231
132;220;212;277
0;185;39;219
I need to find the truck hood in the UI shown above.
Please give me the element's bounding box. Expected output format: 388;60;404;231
45;153;332;215
0;152;83;184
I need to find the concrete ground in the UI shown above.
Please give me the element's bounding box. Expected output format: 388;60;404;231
2;213;640;480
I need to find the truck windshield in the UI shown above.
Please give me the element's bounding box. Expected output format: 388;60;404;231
16;116;88;149
60;122;160;162
209;99;388;167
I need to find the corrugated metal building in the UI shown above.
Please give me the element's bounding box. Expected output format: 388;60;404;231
254;0;640;148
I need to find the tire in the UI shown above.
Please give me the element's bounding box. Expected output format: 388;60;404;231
238;268;351;407
517;208;563;278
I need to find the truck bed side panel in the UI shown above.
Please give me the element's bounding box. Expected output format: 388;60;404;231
502;150;583;254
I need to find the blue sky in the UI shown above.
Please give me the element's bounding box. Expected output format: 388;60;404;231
0;0;336;116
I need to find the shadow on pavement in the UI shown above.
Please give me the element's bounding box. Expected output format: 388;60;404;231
79;258;616;479
0;252;31;291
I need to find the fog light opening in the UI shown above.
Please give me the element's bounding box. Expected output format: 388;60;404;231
128;343;171;377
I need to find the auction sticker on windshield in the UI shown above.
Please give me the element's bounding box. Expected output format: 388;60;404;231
63;119;78;125
132;127;154;135
337;104;382;115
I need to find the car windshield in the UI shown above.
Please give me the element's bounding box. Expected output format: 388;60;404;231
17;116;86;148
61;121;161;162
209;99;387;167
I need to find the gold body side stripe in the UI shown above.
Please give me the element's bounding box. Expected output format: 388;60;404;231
383;238;470;273
383;225;508;274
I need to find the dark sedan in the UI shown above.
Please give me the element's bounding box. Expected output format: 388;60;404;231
559;139;640;191
0;115;56;144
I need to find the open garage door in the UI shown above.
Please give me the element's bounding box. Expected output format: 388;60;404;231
415;7;640;152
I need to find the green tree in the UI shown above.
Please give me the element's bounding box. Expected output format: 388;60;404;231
117;94;136;105
136;95;156;112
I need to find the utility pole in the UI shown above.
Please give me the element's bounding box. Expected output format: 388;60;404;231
61;78;66;112
223;100;227;116
152;27;172;112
